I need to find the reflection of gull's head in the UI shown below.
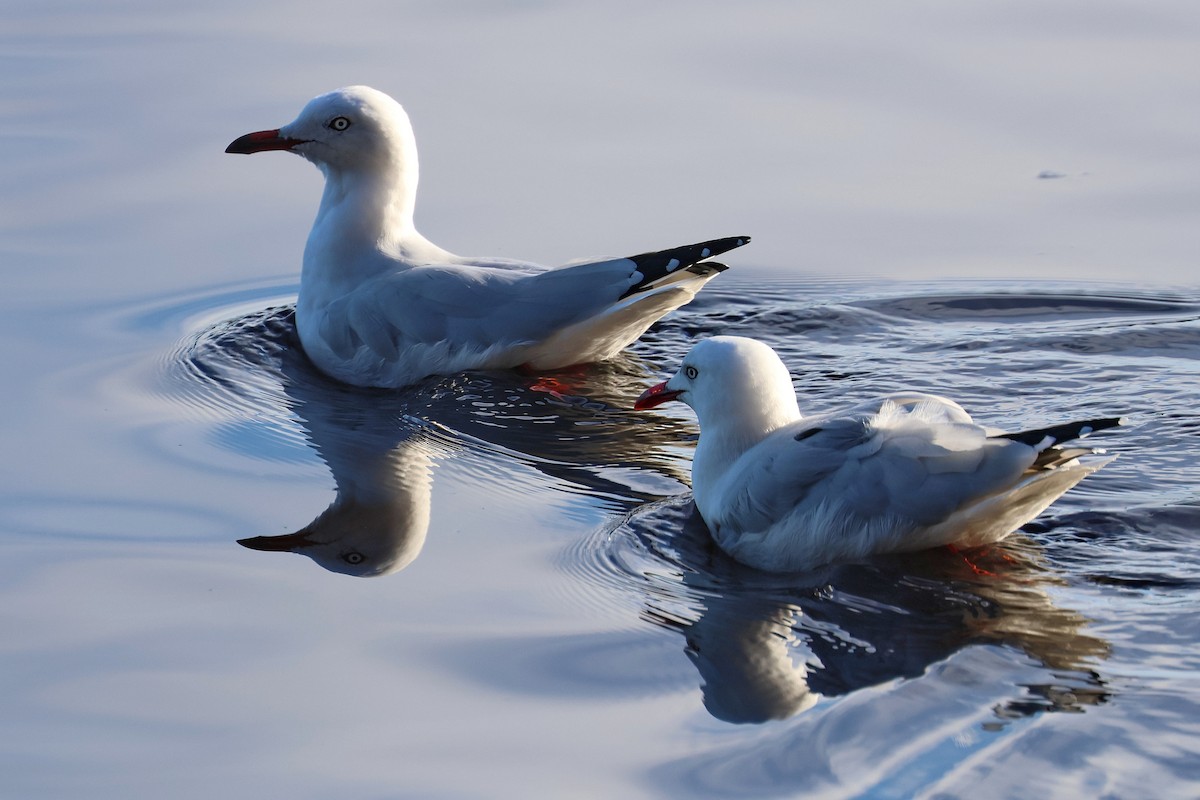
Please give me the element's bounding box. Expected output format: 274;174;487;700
238;457;431;577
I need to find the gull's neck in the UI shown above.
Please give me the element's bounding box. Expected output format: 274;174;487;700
301;151;455;301
691;391;802;502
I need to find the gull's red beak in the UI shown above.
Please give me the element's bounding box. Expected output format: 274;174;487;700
225;128;307;154
634;380;683;410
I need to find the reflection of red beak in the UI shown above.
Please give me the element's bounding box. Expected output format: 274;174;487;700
225;128;307;154
237;530;318;552
634;380;683;410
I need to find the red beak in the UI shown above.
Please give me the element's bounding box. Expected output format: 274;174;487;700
225;128;307;154
634;380;683;410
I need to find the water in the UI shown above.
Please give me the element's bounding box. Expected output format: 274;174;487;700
5;2;1200;798
7;276;1199;798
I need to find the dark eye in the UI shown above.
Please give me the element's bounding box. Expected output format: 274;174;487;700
342;551;365;565
329;116;351;131
684;366;698;380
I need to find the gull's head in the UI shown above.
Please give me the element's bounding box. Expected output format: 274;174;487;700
226;85;416;175
635;336;800;431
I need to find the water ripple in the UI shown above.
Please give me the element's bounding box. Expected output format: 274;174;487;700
131;276;1200;733
852;290;1199;322
152;299;700;499
566;495;1114;724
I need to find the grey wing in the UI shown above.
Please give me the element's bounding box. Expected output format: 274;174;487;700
715;407;1034;533
479;257;647;339
713;415;875;534
323;261;640;358
844;400;1041;524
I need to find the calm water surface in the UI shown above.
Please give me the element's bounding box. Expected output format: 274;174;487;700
7;274;1199;798
5;2;1200;797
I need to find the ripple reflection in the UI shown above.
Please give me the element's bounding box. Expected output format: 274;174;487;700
570;497;1112;724
166;304;698;576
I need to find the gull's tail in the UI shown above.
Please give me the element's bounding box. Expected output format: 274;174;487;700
996;416;1127;470
620;236;750;298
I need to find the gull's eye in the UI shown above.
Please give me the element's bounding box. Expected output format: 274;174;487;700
342;551;365;565
329;116;352;131
684;365;698;380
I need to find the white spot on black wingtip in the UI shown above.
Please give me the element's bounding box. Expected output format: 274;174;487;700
1033;435;1054;451
692;261;729;275
666;258;680;272
1080;425;1094;436
700;248;711;258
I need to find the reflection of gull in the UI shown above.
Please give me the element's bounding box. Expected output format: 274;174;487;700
231;332;691;576
237;355;443;576
239;415;437;577
628;501;1110;724
225;85;747;388
651;597;821;723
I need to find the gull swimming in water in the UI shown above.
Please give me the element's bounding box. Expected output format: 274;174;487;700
226;85;748;387
635;336;1123;571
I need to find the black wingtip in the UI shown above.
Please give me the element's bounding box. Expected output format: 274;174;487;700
630;236;750;271
995;416;1126;449
1081;416;1127;435
691;261;729;276
620;236;749;298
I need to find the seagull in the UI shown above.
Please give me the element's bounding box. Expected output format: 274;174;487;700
226;85;748;388
634;336;1123;572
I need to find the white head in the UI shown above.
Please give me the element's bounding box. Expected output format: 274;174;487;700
635;336;801;433
226;85;418;178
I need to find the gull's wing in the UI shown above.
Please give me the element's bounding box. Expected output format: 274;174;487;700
317;237;749;361
708;397;1034;539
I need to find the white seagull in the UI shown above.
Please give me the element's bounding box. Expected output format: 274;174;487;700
634;336;1123;572
226;85;748;388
